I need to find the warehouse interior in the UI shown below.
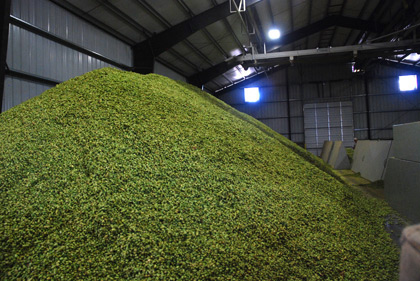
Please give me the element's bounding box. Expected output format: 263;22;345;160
2;0;420;151
1;0;420;279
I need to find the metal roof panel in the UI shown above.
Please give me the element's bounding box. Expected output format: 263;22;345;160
182;0;214;15
88;5;146;42
145;0;189;26
110;0;166;34
65;0;98;12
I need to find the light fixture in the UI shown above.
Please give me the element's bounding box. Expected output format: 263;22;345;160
244;87;260;102
399;75;418;91
268;28;281;40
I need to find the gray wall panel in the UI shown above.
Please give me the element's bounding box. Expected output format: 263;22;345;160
258;103;288;118
368;77;399;95
260;119;289;135
353;96;366;112
290;101;303;117
2;76;50;112
7;26;115;82
11;0;132;66
291;134;304;143
219;88;243;104
289;84;301;99
302;84;319;99
261;86;287;102
288;63;353;84
3;0;134;112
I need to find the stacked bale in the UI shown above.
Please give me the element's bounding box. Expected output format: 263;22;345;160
0;68;398;280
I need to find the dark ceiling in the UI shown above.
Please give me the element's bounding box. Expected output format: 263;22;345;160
49;0;420;93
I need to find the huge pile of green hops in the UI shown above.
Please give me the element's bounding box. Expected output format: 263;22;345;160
0;68;398;280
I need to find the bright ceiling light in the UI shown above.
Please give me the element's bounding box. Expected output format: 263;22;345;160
268;28;281;40
399;75;418;91
244;87;260;102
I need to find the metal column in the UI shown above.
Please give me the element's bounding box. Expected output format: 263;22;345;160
285;68;292;139
0;0;12;112
363;76;372;140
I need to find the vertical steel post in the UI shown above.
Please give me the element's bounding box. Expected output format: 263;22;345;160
0;0;12;113
364;76;372;140
286;68;292;140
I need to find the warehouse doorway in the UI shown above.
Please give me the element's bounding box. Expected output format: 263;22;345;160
303;101;354;156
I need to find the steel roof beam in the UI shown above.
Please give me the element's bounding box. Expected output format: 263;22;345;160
247;6;265;46
171;0;233;86
352;0;392;45
378;0;418;40
237;40;420;65
214;65;288;98
134;0;214;67
133;0;263;69
208;0;246;54
327;0;347;47
305;0;313;49
317;0;332;48
266;15;383;52
343;0;369;46
49;0;188;77
374;58;420;74
91;0;201;76
189;15;384;86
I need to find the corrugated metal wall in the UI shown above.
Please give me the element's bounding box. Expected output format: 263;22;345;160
359;64;420;139
219;62;420;147
3;76;51;111
3;0;133;112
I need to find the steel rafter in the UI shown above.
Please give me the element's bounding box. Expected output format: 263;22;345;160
305;0;313;49
237;40;420;65
208;0;251;88
352;0;393;45
267;0;274;25
133;0;263;73
353;0;418;53
343;0;370;46
247;6;265;46
174;0;234;84
289;0;294;49
209;0;246;54
133;0;226;86
378;0;418;40
327;0;348;47
214;65;288;97
188;15;384;87
374;58;420;74
267;15;383;52
317;0;331;48
93;0;203;77
49;0;191;77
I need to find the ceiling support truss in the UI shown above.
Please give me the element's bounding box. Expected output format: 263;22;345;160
188;15;384;86
133;0;262;74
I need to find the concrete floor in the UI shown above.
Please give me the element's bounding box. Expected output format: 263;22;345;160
334;170;385;199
